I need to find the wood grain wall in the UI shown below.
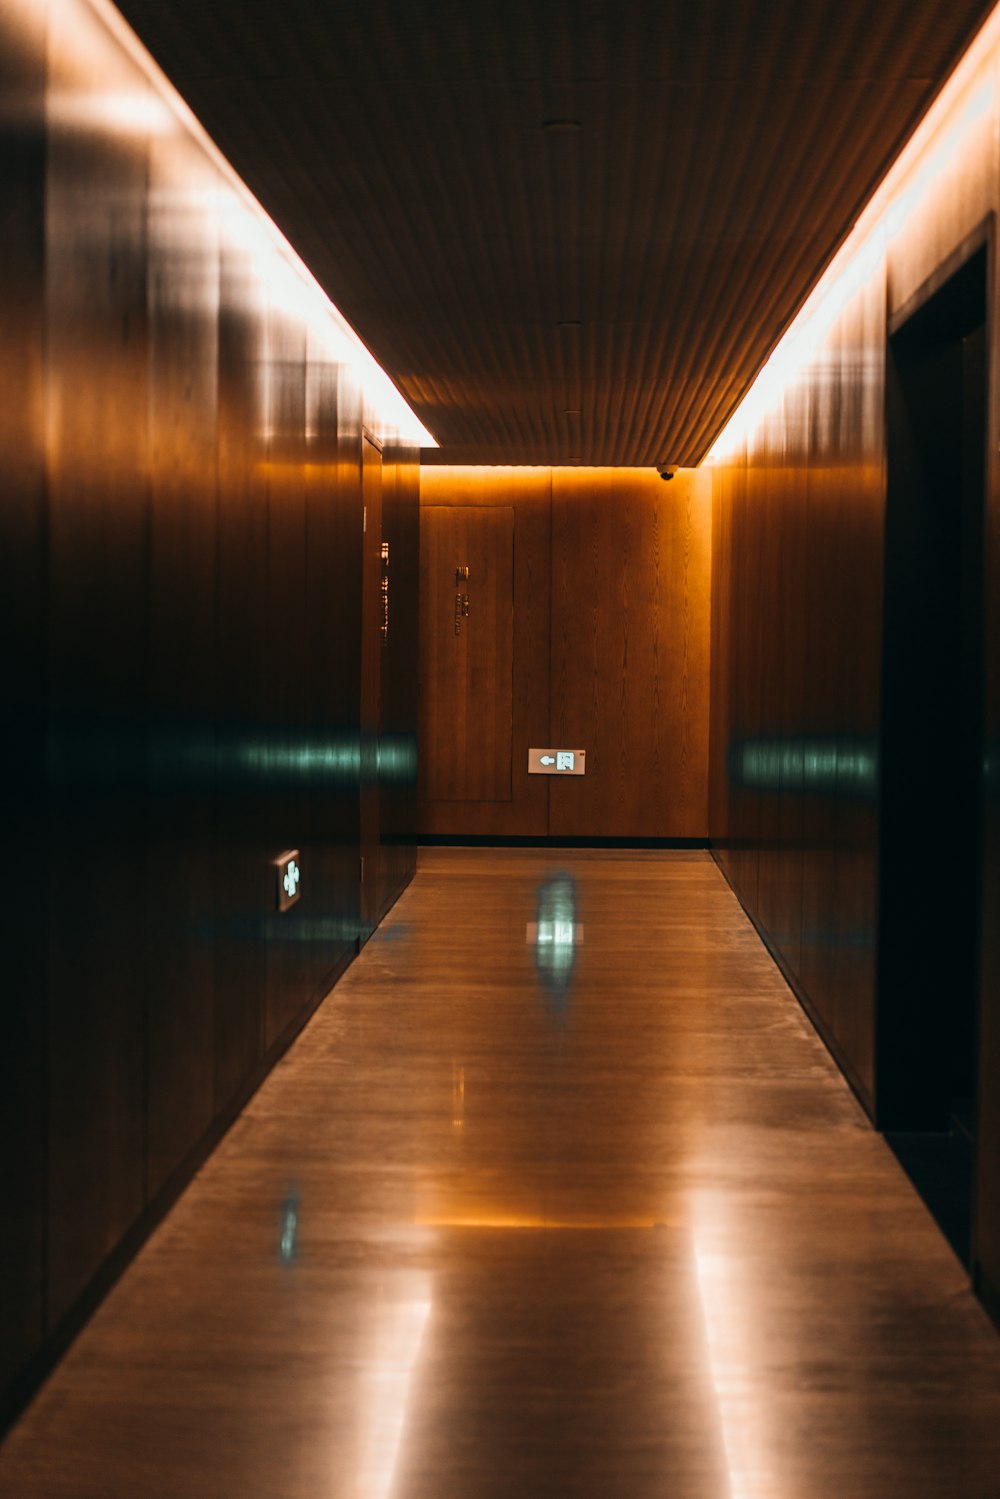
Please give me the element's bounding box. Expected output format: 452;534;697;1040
419;466;711;839
0;0;418;1423
707;13;1000;1325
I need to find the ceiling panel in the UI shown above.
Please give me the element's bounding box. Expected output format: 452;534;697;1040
117;0;994;465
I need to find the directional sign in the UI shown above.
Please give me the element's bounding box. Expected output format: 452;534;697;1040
528;748;586;776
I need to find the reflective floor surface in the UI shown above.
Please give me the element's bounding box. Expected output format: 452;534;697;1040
3;848;1000;1497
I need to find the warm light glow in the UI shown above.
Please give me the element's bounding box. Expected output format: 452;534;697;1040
694;1244;764;1499
415;1211;661;1229
73;0;436;449
354;1294;431;1499
705;9;1000;464
692;1187;783;1499
47;87;176;136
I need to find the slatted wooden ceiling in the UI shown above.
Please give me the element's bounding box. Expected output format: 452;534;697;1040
119;0;993;466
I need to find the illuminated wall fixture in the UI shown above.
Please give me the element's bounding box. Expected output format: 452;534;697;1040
275;850;302;912
704;3;1000;464
80;0;437;450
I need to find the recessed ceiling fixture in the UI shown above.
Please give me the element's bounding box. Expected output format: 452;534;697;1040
541;118;582;133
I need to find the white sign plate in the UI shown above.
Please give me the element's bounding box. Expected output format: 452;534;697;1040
528;748;586;776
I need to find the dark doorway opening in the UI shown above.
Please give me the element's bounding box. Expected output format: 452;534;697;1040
880;237;989;1268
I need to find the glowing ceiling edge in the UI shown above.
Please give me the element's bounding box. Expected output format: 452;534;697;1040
704;2;1000;465
88;0;437;448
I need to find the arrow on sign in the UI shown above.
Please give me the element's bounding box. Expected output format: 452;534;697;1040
540;755;556;766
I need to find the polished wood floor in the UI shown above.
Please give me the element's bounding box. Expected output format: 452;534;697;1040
3;849;1000;1497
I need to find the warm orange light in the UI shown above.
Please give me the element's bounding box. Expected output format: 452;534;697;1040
72;0;435;449
705;5;1000;464
415;1212;665;1229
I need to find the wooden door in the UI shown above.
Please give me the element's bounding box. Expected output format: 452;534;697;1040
549;469;710;838
420;506;514;801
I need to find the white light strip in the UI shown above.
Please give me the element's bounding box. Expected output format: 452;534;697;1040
705;4;1000;464
82;0;436;448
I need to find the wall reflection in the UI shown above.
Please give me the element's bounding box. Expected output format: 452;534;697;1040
45;720;418;794
530;872;580;1013
727;736;878;797
278;1190;300;1264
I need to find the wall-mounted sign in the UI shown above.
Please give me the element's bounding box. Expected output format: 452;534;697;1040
528;748;586;775
275;849;301;911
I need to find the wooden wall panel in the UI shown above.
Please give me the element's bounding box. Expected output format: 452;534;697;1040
262;310;311;1047
301;355;363;986
2;0;420;1423
708;4;1000;1315
44;0;150;1324
360;432;383;937
753;442;805;983
144;128;219;1199
419;468;552;837
709;274;885;1121
376;441;420;914
0;0;47;1402
726;457;762;911
979;217;1000;1311
828;296;883;1107
707;467;734;871
419;466;710;840
549;469;711;839
420;505;514;803
212;234;269;1116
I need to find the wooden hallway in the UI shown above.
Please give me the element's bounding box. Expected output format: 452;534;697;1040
2;848;999;1497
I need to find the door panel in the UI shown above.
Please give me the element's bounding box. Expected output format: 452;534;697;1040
549;470;710;838
420;505;515;803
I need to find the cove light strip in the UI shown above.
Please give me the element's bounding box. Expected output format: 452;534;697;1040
705;3;1000;464
81;0;436;448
